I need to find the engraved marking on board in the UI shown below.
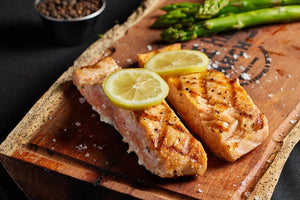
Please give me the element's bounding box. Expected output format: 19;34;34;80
191;30;270;86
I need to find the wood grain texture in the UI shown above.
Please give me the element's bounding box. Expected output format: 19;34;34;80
0;0;299;199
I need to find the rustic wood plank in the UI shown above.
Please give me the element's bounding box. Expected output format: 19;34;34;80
0;0;299;199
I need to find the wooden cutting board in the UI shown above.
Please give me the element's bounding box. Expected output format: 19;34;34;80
1;0;300;199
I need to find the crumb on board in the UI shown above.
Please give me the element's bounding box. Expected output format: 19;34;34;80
75;122;81;126
197;188;203;193
79;97;86;104
147;45;152;51
75;144;88;151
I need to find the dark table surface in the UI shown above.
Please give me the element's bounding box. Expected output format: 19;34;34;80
0;0;299;199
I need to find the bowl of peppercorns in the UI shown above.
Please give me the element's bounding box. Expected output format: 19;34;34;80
34;0;106;45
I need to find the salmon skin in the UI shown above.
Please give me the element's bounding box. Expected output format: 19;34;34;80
138;44;269;162
73;57;207;178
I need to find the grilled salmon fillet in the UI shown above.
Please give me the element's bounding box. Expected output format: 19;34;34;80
138;45;269;162
72;57;207;177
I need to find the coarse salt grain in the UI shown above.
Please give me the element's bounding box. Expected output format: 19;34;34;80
289;120;297;124
240;73;252;80
255;196;260;200
244;191;251;197
147;45;152;51
52;138;56;142
243;52;250;58
126;59;132;63
268;94;273;98
75;122;81;126
287;74;291;78
75;144;87;151
85;153;90;157
241;181;246;186
79;97;86;104
193;44;199;48
197;188;203;193
212;63;219;69
207;65;213;70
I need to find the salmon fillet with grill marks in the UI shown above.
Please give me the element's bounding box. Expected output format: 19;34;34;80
72;57;207;177
138;45;269;162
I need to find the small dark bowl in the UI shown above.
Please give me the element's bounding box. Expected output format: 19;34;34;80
34;0;106;46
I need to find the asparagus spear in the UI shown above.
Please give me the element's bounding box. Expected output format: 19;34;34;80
152;9;197;29
161;5;300;43
152;0;300;28
217;0;300;16
196;0;229;19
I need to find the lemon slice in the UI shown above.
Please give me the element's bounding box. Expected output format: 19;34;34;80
103;68;169;111
144;50;209;76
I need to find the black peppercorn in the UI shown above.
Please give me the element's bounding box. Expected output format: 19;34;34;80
36;0;102;19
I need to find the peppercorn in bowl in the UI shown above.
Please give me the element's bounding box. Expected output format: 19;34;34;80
34;0;106;45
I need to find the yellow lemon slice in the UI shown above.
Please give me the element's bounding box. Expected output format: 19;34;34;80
144;50;209;76
103;68;169;111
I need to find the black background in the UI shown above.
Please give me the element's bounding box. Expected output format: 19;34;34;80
0;0;299;199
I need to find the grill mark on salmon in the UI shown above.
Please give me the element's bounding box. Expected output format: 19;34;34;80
138;44;269;162
73;57;207;177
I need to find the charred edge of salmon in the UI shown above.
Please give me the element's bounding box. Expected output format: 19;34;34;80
137;45;269;162
72;56;207;178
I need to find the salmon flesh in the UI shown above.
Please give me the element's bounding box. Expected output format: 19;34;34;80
138;44;269;162
73;57;207;177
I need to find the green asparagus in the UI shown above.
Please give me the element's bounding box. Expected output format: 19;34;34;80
217;0;300;17
152;0;300;28
196;0;229;19
161;5;300;43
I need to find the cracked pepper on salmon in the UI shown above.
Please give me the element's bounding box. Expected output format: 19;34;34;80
138;44;269;162
72;57;207;178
